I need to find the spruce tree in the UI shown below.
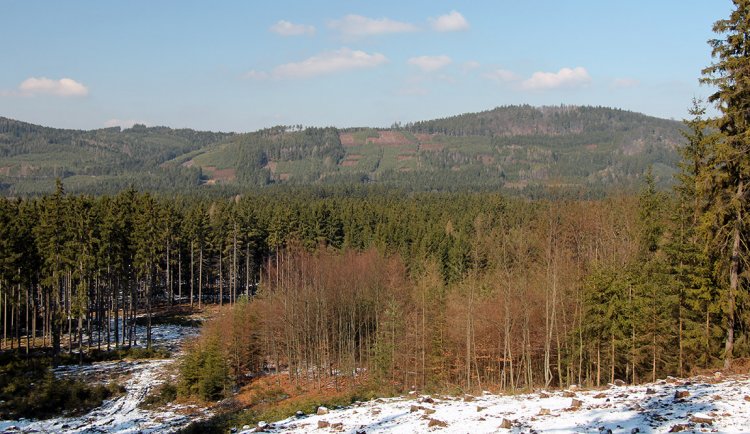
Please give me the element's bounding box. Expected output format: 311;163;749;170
700;0;750;368
668;101;721;372
133;193;160;348
34;179;71;365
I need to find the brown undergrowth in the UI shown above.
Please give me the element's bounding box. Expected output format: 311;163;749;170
178;372;388;434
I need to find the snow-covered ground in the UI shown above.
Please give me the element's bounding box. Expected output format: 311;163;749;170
0;323;207;434
81;321;201;353
242;374;750;434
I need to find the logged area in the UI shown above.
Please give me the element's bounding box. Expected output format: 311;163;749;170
238;374;750;433
0;309;206;433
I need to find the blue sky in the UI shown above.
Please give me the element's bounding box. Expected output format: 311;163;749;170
0;1;733;132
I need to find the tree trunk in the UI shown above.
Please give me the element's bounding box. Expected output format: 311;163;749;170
596;342;602;387
199;245;203;309
166;237;172;305
232;223;237;304
113;276;119;350
679;307;684;377
724;179;743;369
245;244;250;296
465;282;473;390
78;312;83;365
147;275;152;349
219;247;223;306
705;305;711;368
190;241;194;307
610;332;615;384
725;222;740;369
178;248;182;301
67;272;72;354
2;281;5;351
32;283;37;351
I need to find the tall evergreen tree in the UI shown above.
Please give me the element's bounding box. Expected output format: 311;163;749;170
133;193;160;348
668;101;721;373
699;0;750;368
34;179;71;365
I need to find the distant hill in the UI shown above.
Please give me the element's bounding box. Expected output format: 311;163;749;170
0;105;685;195
0;117;232;194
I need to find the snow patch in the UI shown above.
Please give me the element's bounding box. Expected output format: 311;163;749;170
0;324;207;434
239;375;750;433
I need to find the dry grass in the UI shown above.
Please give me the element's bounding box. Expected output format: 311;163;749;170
339;133;356;147
236;372;370;409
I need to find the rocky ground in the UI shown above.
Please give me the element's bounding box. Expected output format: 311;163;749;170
241;374;750;433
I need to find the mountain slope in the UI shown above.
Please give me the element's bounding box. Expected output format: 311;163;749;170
0;117;232;194
0;105;685;195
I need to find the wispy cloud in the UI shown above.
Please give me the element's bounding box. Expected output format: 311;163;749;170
612;77;639;88
522;67;591;90
270;20;315;36
329;14;418;37
483;69;519;82
246;48;388;80
243;70;270;80
408;55;452;72
18;77;89;97
462;61;481;71
430;11;469;32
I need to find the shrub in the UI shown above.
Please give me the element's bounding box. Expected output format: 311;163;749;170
178;337;230;402
140;382;178;409
0;363;123;420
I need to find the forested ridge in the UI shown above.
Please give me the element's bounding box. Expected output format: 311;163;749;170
0;105;682;196
0;117;231;194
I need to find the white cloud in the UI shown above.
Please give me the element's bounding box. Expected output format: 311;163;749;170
243;70;270;80
522;67;591;90
19;77;89;97
247;48;387;80
613;77;639;88
270;20;315;36
329;14;418;37
462;61;481;71
408;55;452;72
483;69;519;82
430;11;469;32
104;119;147;129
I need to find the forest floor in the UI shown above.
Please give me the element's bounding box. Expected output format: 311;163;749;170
239;373;750;434
0;308;209;434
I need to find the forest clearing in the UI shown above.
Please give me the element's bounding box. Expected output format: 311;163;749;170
238;373;750;434
0;309;207;433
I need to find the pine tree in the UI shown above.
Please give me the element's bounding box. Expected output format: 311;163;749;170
69;196;99;363
668;101;721;373
0;198;20;351
132;193;160;348
184;203;208;308
699;0;750;368
34;179;72;365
